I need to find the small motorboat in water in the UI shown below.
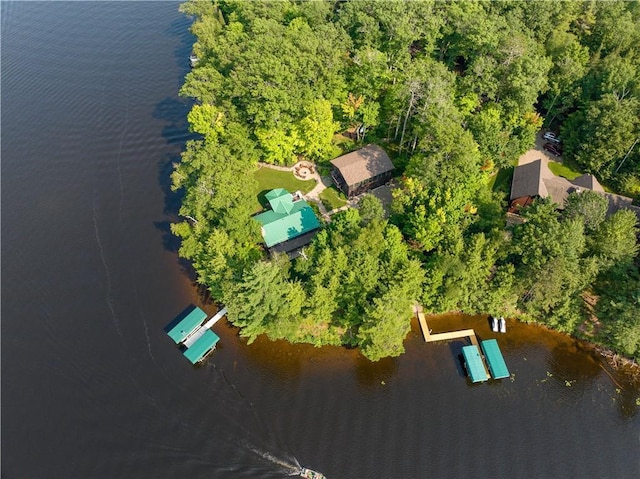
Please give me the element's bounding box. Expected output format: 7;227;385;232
300;467;327;479
499;316;506;333
491;316;499;332
189;54;199;68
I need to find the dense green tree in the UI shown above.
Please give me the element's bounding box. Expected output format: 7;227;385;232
174;0;640;361
590;209;639;266
357;194;385;226
593;263;640;360
295;99;340;161
562;190;608;232
562;94;640;179
224;258;306;344
511;199;596;330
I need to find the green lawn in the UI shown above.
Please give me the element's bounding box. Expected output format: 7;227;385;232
252;167;317;212
548;160;582;180
489;167;514;195
319;186;348;211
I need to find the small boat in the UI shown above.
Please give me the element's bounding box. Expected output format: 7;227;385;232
300;467;327;479
499;316;506;333
189;54;199;68
491;316;498;332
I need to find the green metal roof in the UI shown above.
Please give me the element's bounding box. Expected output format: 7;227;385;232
255;193;320;248
265;188;295;215
462;345;488;383
167;307;207;344
481;339;510;379
183;329;220;364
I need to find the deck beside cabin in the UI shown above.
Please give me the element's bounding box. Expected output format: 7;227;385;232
481;339;510;379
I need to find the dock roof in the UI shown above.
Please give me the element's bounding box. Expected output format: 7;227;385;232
462;345;488;383
481;339;510;379
183;329;220;364
167;307;207;344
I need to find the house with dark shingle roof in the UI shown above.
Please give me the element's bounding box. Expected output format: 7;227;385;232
509;159;640;219
330;144;394;197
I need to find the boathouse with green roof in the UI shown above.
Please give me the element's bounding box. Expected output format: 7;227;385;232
462;345;489;383
254;188;320;250
167;306;207;344
183;329;220;364
481;339;510;379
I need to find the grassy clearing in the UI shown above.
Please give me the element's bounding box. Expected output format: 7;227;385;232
489;167;514;196
252;167;317;212
548;160;582;180
333;133;356;152
319;186;348;211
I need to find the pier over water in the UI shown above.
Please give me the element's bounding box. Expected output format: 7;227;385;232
414;305;491;381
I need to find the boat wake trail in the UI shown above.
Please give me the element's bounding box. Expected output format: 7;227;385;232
92;187;122;338
115;88;128;222
239;440;301;476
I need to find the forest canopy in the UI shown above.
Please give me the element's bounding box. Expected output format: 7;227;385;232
174;0;640;361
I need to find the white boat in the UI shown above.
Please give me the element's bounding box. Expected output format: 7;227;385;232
499;316;506;333
300;467;327;479
189;54;199;68
491;316;498;332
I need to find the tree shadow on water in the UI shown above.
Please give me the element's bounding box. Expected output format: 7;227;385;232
354;354;398;389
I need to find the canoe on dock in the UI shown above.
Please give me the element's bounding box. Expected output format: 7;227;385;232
491;316;498;332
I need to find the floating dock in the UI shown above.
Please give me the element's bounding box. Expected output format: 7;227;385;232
183;329;220;364
415;305;494;382
167;306;227;364
167;307;207;344
481;339;510;379
462;345;489;382
183;307;227;348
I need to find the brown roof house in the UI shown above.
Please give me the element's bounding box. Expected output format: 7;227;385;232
330;145;394;198
509;159;640;219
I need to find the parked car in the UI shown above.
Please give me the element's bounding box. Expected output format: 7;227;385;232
543;131;561;145
543;142;562;156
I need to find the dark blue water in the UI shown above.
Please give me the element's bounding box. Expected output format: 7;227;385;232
2;2;639;478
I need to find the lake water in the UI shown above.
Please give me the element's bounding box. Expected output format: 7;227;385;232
2;2;638;478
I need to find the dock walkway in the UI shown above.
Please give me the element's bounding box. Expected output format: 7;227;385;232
415;306;479;346
183;307;227;348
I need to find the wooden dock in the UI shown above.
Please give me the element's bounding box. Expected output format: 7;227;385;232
414;305;489;379
415;306;479;346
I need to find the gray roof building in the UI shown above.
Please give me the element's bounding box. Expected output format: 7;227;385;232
510;159;640;219
330;145;394;197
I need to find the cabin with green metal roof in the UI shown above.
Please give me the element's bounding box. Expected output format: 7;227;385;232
481;339;510;379
254;189;320;249
167;307;207;344
462;345;489;383
183;329;220;364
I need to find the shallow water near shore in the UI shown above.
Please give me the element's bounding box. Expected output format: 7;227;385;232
2;2;639;478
